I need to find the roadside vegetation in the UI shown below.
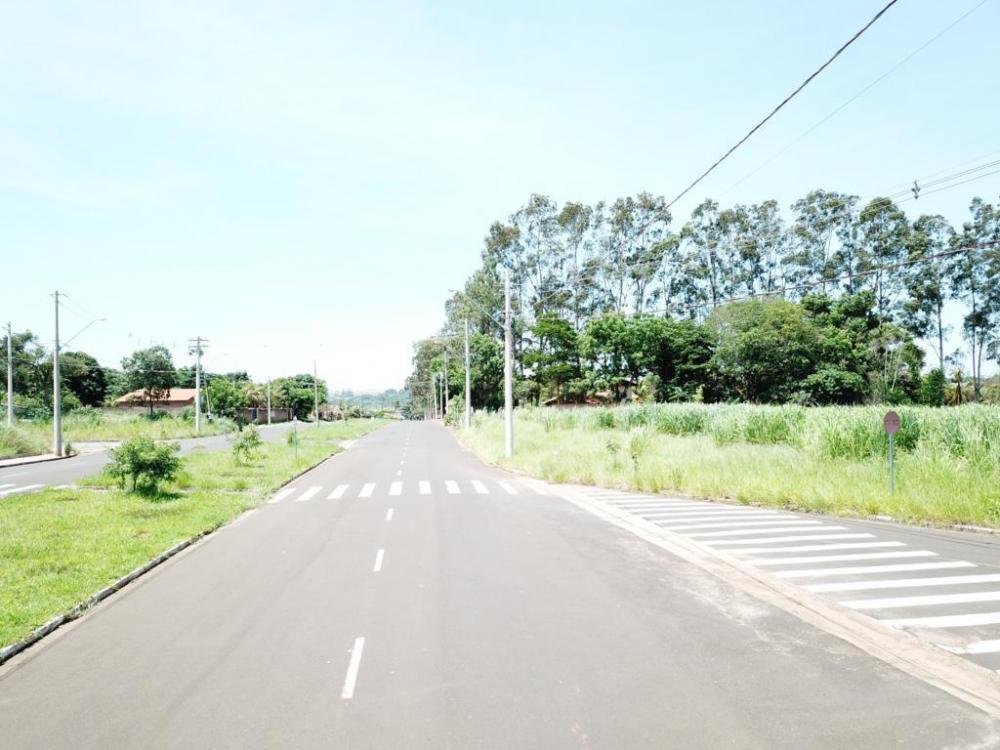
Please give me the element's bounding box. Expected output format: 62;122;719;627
461;405;1000;528
0;418;389;649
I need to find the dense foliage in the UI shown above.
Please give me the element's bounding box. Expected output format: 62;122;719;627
409;189;1000;411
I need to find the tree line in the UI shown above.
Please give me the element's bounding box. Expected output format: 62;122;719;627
408;189;1000;411
0;338;327;421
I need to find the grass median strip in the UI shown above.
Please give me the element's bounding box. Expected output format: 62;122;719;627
0;419;388;650
459;406;1000;529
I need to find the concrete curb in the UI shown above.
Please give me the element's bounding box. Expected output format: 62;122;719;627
0;453;75;469
0;440;355;668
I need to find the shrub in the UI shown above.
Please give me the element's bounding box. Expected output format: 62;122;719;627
107;437;181;494
232;424;263;464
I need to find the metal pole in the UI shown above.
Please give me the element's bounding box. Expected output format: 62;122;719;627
889;433;895;494
267;377;272;425
464;318;471;429
313;360;320;427
6;322;13;428
503;269;513;457
443;347;449;419
52;291;62;456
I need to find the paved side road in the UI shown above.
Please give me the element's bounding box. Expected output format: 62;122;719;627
0;422;996;748
0;421;298;498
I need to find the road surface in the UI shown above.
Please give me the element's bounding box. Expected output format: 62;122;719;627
0;421;997;748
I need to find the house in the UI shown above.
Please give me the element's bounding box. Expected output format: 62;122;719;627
116;388;198;414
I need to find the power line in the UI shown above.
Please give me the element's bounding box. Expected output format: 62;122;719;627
666;0;902;209
719;0;992;198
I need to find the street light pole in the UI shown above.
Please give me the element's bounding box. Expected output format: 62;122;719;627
5;322;13;428
52;291;62;457
313;360;320;427
503;268;513;457
443;347;449;419
188;337;208;435
464;318;471;429
267;377;272;425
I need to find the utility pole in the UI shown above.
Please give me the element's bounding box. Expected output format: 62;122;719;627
267;377;272;425
313;360;320;427
52;291;62;456
464;318;471;429
5;322;13;428
503;269;513;457
443;347;449;418
188;337;208;435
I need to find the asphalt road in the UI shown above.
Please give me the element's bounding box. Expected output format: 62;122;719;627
0;421;997;748
0;421;298;495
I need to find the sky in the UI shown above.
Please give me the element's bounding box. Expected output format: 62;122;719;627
2;0;998;390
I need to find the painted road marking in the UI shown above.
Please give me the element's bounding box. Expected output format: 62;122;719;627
775;560;976;579
472;480;488;495
707;533;874;546
341;637;366;699
668;519;819;531
359;483;375;498
446;480;459;495
0;484;44;497
374;549;384;572
943;640;1000;655
688;524;845;539
498;480;518;495
646;510;783;520
0;483;15;490
725;541;905;555
806;573;1000;593
386;508;394;521
753;550;938;566
268;488;296;504
419;481;431;495
844;590;1000;610
329;484;349;500
885;612;1000;629
389;482;402;496
295;486;322;502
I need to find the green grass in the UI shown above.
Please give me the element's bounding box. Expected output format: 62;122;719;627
0;418;390;648
0;411;237;458
461;406;1000;529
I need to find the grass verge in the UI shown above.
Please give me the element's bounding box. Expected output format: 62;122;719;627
460;410;1000;529
0;418;389;649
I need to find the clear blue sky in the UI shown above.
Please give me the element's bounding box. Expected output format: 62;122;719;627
3;1;998;390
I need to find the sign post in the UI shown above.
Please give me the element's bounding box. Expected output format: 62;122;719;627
883;410;900;494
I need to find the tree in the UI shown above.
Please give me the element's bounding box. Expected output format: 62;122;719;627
121;346;176;415
708;299;820;403
786;190;857;291
853;198;910;318
902;214;953;368
271;374;327;420
61;351;107;407
524;313;580;402
206;377;246;418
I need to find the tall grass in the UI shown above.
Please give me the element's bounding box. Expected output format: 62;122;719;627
462;404;1000;528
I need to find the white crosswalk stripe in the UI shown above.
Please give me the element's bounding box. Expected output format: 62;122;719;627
666;519;818;531
688;524;845;539
295;486;322;502
471;480;488;495
389;482;402;496
706;533;875;546
445;481;459;495
419;481;431;495
885;612;1000;629
844;591;1000;610
751;550;937;566
498;481;518;495
806;573;1000;593
329;484;349;500
725;541;904;555
268;488;296;504
775;561;976;578
359;483;375;498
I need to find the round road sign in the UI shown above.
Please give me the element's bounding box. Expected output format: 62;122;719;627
883;410;900;435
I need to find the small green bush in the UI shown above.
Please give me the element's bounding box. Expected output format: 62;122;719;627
107;437;181;494
232;424;262;464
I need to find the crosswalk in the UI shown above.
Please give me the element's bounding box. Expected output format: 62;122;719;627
267;478;520;504
576;486;1000;673
0;482;48;498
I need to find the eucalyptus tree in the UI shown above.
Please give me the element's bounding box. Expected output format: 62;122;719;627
786;190;858;292
901;214;954;369
853;197;910;318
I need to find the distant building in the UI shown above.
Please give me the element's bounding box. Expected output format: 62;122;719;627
116;388;198;414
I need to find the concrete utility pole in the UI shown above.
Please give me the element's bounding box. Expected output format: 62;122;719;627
504;268;513;457
6;322;13;428
52;291;62;456
313;360;320;427
267;377;272;425
443;347;449;418
464;318;471;429
188;337;208;435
